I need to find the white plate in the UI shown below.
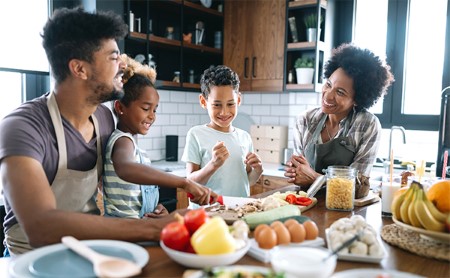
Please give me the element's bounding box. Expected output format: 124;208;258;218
247;237;325;263
393;217;450;243
160;240;250;269
9;240;149;278
325;229;386;263
185;265;274;278
200;0;212;8
331;268;425;278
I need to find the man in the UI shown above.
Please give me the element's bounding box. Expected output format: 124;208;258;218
0;7;215;256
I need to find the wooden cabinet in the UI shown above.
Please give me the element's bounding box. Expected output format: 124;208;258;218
124;0;223;91
284;0;333;92
176;188;189;209
251;175;293;196
223;0;286;92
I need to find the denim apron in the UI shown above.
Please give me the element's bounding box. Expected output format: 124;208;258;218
304;113;356;174
5;92;102;256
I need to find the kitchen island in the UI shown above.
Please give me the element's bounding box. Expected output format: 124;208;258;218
1;185;448;277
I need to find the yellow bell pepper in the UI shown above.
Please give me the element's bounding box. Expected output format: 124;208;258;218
190;216;236;255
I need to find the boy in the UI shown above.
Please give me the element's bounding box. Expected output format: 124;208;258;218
182;66;263;200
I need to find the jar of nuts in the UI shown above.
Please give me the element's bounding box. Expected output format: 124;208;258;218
325;166;357;211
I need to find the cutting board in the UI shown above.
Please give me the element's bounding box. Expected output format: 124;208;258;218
354;191;380;207
206;197;318;225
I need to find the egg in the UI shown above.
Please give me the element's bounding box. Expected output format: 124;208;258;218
287;222;306;243
273;223;291;245
270;221;284;229
255;226;277;249
284;218;299;229
303;220;319;240
253;224;270;239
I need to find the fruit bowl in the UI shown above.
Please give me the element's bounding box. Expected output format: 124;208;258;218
160;240;251;268
393;217;450;243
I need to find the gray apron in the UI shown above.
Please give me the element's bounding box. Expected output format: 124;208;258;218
5;92;102;256
304;114;356;174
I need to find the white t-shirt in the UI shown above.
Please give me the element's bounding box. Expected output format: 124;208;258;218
182;125;254;197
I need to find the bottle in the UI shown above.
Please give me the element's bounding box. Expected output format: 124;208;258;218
288;70;294;84
173;71;180;83
188;70;194;83
129;11;134;32
325;166;357;211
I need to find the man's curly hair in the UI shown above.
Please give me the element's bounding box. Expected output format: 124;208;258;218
42;7;128;84
200;65;240;98
119;54;157;107
323;43;394;111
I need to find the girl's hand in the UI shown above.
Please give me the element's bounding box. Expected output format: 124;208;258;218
143;203;169;218
185;179;218;205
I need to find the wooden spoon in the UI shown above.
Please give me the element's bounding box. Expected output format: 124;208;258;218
61;236;142;278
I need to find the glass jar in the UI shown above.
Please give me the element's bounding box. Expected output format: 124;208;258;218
325;166;357;211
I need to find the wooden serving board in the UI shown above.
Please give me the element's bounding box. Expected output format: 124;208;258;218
354;191;380;207
206;197;318;225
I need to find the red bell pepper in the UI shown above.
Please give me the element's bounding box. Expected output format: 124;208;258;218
295;196;313;206
285;194;297;204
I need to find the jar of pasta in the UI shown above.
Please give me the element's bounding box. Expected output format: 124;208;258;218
325;166;357;211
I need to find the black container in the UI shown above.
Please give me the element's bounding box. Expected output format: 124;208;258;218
165;135;178;161
437;86;450;178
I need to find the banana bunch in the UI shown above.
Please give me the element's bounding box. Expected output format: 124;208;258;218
391;181;447;232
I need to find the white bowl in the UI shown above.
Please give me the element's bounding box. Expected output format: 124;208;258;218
270;246;337;278
160;240;251;268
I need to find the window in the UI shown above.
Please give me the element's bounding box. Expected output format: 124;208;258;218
354;0;449;131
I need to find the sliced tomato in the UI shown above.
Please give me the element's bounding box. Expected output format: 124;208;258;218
295;196;313;206
285;194;297;204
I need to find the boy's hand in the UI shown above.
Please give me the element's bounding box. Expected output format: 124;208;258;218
211;141;229;168
245;152;263;173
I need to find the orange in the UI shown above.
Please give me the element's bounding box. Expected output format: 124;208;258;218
426;180;450;213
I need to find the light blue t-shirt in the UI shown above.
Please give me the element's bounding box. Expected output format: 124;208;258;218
182;125;254;197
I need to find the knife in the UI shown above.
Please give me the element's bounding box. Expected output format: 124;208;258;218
187;193;255;207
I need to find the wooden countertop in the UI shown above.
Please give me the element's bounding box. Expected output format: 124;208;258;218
139;186;450;277
1;185;448;277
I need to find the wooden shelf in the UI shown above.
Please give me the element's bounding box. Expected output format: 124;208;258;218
129;32;182;48
182;82;201;89
287;41;326;50
286;82;323;92
289;0;327;9
156;80;181;88
183;1;223;17
183;42;222;54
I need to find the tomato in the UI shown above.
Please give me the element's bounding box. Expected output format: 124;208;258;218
295;197;313;206
285;194;297;205
160;222;190;251
184;208;210;235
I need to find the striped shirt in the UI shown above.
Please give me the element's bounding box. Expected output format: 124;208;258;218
103;129;158;218
293;107;381;176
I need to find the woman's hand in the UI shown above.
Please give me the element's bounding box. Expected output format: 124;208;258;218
284;154;319;186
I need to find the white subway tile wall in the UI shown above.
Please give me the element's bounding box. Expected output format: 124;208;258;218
139;90;438;166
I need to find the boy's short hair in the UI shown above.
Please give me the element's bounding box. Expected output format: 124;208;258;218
42;7;128;84
200;65;240;98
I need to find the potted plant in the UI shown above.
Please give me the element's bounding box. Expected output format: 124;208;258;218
294;57;314;84
304;13;322;42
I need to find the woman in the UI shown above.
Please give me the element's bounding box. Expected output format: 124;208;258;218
285;43;394;188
